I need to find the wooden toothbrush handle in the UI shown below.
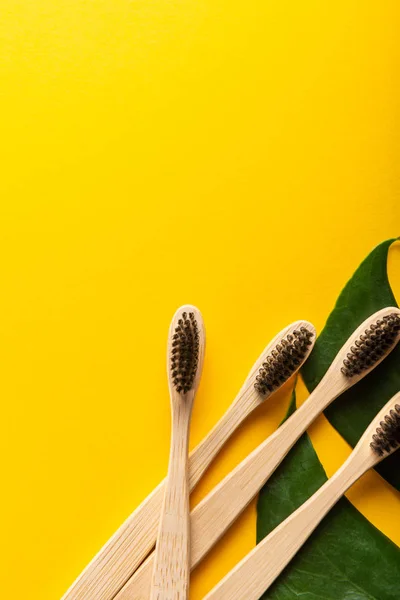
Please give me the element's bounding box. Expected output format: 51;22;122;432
114;388;336;600
115;431;285;600
150;411;191;600
62;395;256;600
204;451;376;600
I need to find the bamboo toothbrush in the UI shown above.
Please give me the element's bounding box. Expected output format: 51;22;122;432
150;306;204;600
114;307;400;600
204;391;400;600
62;321;315;600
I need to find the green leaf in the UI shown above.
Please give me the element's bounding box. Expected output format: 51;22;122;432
256;389;400;600
302;238;400;490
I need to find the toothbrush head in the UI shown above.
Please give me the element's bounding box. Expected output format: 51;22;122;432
254;326;315;396
170;310;200;394
370;404;400;456
341;313;400;378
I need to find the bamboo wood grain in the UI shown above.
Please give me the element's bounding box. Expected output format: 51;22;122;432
150;306;204;600
114;306;400;600
204;391;400;600
62;320;315;600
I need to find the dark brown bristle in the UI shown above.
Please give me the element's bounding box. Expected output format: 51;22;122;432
341;313;400;377
170;311;200;394
254;327;314;396
370;404;400;456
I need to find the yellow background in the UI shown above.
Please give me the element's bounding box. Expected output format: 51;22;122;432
1;1;399;598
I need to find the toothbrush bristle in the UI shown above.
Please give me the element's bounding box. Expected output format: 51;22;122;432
341;313;400;377
171;311;200;394
370;404;400;456
254;327;314;396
